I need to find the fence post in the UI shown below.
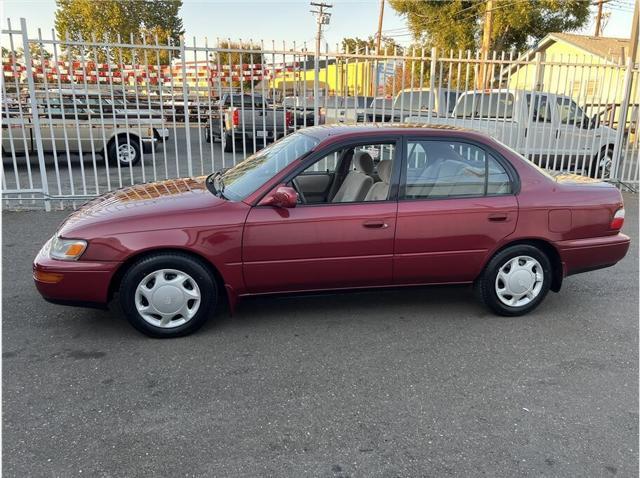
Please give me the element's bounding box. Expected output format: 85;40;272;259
180;36;194;177
20;18;50;211
533;51;544;91
429;47;437;120
611;57;634;183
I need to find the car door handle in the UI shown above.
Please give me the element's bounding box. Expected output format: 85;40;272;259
363;220;388;229
488;214;508;222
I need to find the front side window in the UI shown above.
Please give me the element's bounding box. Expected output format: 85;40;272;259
221;132;319;201
404;140;511;199
290;142;396;204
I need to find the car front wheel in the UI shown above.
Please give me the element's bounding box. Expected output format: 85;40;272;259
477;244;552;316
120;253;218;338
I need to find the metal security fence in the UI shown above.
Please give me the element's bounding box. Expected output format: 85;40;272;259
2;19;639;209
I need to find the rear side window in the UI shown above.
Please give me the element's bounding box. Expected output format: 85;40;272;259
404;140;512;199
455;92;514;119
525;93;552;123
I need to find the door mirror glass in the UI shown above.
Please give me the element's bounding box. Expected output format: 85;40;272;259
259;185;298;208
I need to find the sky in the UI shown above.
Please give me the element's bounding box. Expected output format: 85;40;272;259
1;0;636;49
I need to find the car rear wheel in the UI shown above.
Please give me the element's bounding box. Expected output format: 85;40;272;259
477;244;552;316
590;146;613;179
108;136;141;167
120;253;217;338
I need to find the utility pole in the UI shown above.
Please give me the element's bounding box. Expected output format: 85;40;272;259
372;0;385;96
478;0;494;89
594;0;603;37
311;2;332;126
375;0;385;55
630;0;638;64
610;0;638;182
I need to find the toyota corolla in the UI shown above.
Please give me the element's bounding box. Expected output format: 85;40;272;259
33;125;630;337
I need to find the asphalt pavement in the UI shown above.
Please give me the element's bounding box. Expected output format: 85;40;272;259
2;194;638;477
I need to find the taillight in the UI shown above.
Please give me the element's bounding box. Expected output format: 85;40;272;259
610;208;625;230
285;111;293;126
232;108;239;127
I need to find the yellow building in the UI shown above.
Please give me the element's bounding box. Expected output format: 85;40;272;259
268;59;376;97
506;33;639;124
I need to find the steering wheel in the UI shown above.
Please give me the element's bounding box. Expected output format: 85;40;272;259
291;178;306;204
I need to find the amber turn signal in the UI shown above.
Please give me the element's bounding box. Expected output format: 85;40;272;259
34;270;64;284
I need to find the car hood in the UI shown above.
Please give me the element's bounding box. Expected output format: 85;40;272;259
58;176;226;237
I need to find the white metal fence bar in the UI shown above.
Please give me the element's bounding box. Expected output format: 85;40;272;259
2;18;638;209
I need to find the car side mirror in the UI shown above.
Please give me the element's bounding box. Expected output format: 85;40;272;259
259;185;298;208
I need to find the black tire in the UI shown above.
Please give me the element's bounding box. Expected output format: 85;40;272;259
119;253;218;338
589;146;613;179
477;244;552;317
107;135;141;167
223;133;233;152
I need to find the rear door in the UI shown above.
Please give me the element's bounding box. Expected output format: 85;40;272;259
394;138;518;285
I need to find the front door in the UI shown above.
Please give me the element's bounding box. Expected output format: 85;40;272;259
394;138;518;284
554;96;593;172
242;141;399;293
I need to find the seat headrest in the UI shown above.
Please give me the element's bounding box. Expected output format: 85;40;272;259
377;160;392;184
353;151;374;175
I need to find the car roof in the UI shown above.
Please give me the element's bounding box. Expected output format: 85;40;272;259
300;123;486;142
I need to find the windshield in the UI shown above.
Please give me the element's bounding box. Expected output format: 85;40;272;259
221;132;319;201
499;140;555;180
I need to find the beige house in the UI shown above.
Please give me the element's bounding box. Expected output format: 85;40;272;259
506;33;638;125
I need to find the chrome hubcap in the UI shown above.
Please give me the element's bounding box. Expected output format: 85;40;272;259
117;143;137;163
599;152;613;175
495;256;544;307
135;269;201;328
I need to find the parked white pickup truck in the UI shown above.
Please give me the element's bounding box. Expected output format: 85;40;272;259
406;89;618;177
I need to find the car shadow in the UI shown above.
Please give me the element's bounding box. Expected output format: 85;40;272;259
208;284;487;333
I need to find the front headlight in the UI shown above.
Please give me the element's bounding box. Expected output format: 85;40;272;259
50;236;87;261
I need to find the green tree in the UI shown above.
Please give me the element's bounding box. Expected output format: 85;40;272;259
54;0;184;62
388;0;591;53
341;36;404;55
3;44;52;61
211;40;265;88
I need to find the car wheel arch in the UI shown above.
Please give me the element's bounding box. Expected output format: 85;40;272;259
108;248;227;303
478;238;563;293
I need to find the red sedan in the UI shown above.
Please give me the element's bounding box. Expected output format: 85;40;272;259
33;125;630;337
